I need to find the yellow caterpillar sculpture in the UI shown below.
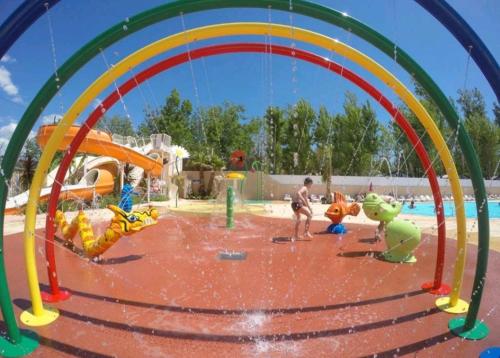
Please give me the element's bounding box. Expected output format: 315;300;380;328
55;204;158;258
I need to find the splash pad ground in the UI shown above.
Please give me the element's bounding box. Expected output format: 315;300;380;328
2;212;499;357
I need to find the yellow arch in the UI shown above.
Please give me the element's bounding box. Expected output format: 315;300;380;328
23;22;468;324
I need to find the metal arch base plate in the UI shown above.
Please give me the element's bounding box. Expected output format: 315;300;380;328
0;329;39;357
20;306;59;326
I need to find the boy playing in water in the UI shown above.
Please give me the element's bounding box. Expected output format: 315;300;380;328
291;177;314;241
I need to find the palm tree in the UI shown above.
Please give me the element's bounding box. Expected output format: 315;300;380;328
19;153;37;191
67;155;88;185
123;163;136;184
318;145;333;203
18;138;40;191
49;151;64;172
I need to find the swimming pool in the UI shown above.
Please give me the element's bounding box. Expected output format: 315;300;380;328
401;201;500;219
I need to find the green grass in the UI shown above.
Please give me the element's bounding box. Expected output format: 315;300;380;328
149;194;168;202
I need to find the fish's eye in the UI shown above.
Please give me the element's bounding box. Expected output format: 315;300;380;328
127;215;138;222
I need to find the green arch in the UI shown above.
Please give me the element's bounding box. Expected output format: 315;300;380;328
0;0;488;334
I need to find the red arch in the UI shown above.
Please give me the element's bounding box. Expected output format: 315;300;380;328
42;43;447;302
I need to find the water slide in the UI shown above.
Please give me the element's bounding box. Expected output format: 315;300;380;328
37;125;163;176
5;156;118;214
5;125;163;214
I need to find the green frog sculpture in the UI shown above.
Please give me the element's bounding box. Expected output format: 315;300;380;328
362;193;421;263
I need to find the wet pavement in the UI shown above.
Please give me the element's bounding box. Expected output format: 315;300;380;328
2;212;499;357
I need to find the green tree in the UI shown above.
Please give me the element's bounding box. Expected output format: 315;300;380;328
493;102;500;127
317;144;333;198
332;93;380;176
375;124;399;176
283;99;316;174
138;89;194;148
393;82;453;177
49;151;64;172
96;115;135;137
243;117;263;163
314;107;334;144
457;88;486;120
66;155;88;185
264;106;285;174
314;106;335;196
200;102;257;161
458;88;500;179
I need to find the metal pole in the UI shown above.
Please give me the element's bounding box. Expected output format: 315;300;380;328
147;174;151;203
120;164;124;192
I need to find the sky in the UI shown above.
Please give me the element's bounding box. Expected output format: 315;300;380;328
0;0;499;152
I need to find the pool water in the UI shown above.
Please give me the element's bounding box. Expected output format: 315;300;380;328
401;201;500;219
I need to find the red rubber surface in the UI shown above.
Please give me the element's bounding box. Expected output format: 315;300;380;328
6;213;497;357
44;43;446;299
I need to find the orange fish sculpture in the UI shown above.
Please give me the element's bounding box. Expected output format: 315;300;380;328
324;192;361;224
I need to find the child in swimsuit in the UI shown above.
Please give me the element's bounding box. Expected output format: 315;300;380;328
291;177;314;241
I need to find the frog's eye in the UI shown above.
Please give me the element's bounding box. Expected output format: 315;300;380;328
127;215;138;223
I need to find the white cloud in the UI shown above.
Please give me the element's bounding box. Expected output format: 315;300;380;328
0;122;17;137
0;122;35;155
42;114;62;125
0;65;22;104
0;115;14;122
11;95;23;104
0;122;18;155
0;54;15;63
0;66;19;96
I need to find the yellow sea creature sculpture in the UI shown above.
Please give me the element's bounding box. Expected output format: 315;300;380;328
55;205;158;258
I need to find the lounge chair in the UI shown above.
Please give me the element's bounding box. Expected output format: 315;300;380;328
310;194;320;203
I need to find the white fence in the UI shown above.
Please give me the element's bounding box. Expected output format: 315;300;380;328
263;175;500;200
183;171;500;200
